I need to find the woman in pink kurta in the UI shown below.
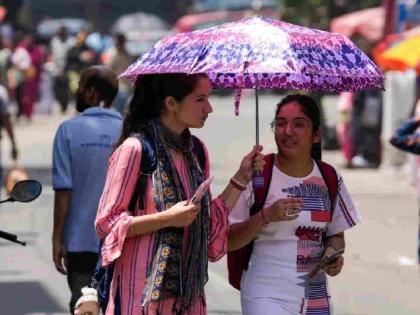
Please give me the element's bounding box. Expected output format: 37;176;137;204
17;34;44;120
94;73;263;315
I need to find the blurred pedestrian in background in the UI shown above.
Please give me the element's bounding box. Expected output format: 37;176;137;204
10;33;44;121
391;79;420;263
350;89;383;168
104;33;133;115
51;26;75;114
52;65;122;314
0;80;18;194
336;89;383;169
336;92;354;168
10;33;30;119
86;28;113;56
66;30;97;96
391;99;420;155
0;36;13;90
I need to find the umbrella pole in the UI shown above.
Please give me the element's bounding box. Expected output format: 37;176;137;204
255;87;259;146
252;87;264;189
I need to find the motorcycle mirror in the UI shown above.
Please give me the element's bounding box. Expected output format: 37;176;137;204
10;180;42;203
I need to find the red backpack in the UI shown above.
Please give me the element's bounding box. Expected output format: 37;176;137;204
227;153;339;290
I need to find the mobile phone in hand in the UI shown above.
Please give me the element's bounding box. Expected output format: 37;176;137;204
189;177;213;205
308;248;344;278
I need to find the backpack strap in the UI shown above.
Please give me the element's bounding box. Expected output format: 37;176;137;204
314;160;339;210
227;153;275;290
245;153;275;269
127;133;157;211
128;133;207;211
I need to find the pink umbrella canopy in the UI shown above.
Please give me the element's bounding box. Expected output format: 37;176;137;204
121;16;384;92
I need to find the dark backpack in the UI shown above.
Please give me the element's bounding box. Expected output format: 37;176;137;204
227;153;338;290
92;133;206;312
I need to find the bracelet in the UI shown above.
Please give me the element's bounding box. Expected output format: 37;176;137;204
229;177;246;191
260;208;270;227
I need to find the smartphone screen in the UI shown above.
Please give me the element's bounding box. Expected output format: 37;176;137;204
308;248;344;278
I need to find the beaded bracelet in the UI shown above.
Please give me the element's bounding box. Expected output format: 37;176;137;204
229;177;246;191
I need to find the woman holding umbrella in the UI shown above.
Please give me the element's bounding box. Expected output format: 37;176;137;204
228;94;361;315
93;73;264;315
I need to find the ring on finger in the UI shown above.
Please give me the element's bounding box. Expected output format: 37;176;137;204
284;209;295;217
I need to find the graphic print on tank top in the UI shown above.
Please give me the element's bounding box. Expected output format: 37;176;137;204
284;176;332;314
295;226;331;315
283;176;332;222
295;226;324;273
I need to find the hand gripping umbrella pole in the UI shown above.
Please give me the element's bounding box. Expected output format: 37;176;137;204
234;62;264;188
252;86;265;189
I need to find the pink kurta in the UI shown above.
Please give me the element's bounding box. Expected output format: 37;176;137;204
95;137;229;315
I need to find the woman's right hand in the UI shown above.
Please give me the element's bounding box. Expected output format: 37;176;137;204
265;197;303;222
164;201;200;227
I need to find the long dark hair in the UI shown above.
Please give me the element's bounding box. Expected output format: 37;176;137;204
275;94;322;160
115;73;206;148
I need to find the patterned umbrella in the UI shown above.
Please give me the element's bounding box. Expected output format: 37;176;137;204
122;16;383;93
121;16;383;187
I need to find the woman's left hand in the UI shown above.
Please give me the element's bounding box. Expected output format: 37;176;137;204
234;145;264;184
323;247;344;277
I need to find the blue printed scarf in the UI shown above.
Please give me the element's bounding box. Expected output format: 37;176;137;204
141;119;210;313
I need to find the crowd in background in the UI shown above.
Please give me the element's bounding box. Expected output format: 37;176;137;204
0;19;416;175
0;24;135;122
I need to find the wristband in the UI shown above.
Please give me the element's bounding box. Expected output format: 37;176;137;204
229;177;246;191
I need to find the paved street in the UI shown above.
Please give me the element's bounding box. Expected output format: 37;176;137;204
0;93;419;314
